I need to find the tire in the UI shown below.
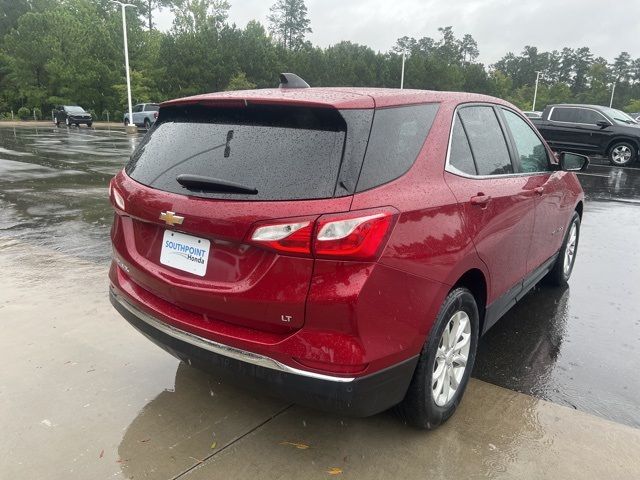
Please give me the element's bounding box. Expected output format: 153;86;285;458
55;118;60;127
143;118;151;129
75;123;80;127
545;212;581;286
87;122;92;128
397;287;479;429
608;141;636;166
124;119;129;127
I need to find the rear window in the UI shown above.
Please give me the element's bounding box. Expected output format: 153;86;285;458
356;103;439;192
126;104;353;201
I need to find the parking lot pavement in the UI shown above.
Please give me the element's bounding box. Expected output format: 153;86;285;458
1;126;640;478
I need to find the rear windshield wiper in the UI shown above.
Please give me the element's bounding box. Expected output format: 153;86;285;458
176;174;258;195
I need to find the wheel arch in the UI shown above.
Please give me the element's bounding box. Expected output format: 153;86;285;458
575;201;584;219
452;268;487;335
605;137;640;155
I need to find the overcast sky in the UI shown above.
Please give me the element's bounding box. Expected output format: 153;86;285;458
156;0;640;65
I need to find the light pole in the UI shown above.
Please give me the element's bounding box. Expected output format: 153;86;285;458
610;78;618;108
112;1;137;134
400;49;407;90
532;71;544;111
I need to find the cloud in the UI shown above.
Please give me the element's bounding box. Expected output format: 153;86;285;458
155;0;640;64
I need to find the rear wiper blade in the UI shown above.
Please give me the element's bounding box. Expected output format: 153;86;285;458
176;174;258;195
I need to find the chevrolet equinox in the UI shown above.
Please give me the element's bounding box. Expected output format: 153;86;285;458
109;74;587;429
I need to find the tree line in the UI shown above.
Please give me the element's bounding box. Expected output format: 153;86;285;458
2;0;640;122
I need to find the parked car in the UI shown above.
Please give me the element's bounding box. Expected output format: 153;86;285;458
523;110;542;119
124;103;159;129
531;104;640;166
108;74;586;429
54;105;92;128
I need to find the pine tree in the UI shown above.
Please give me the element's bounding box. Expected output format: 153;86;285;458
267;0;312;50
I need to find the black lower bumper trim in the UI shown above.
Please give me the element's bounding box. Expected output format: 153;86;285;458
110;290;418;417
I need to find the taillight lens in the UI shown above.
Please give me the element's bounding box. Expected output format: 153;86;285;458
109;178;125;211
248;209;397;261
153;111;158;119
249;221;314;255
314;210;396;261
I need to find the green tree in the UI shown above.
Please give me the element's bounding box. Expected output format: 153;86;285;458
226;72;256;90
171;0;230;34
268;0;312;50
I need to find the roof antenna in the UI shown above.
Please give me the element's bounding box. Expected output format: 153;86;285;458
279;73;310;89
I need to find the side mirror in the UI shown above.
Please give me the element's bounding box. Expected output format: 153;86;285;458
558;152;589;172
596;120;611;129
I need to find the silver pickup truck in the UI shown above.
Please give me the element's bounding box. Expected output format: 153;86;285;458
123;103;159;129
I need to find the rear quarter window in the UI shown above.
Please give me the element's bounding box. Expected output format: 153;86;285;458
356;103;439;192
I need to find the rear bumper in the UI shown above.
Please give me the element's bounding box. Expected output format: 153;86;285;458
68;117;92;124
110;287;418;417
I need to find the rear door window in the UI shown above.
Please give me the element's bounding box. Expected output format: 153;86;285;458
458;106;513;175
126;104;354;201
356;103;439;192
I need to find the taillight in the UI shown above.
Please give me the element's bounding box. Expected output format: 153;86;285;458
249;220;314;256
153;111;158;119
109;178;125;211
247;208;397;261
314;210;396;261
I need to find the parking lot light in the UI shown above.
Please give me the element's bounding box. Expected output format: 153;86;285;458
112;1;137;134
532;71;544;111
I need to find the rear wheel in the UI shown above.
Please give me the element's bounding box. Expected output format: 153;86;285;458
545;212;580;286
397;287;479;429
143;118;151;129
124;118;130;127
87;122;92;128
609;141;636;166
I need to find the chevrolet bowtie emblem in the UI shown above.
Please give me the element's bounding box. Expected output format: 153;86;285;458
160;211;184;226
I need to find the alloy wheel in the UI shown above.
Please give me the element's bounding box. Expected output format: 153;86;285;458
563;221;578;275
432;310;471;407
612;145;632;165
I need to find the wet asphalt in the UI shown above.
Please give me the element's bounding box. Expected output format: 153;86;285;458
1;125;639;478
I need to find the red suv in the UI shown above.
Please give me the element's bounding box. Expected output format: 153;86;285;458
109;75;586;429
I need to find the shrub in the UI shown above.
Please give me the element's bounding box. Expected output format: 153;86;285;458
113;110;123;122
17;107;30;120
33;108;42;120
88;109;97;119
101;109;110;121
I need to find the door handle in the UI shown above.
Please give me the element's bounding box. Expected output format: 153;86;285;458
534;187;544;195
470;194;492;206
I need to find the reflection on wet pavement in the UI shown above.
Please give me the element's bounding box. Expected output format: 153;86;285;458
0;126;141;262
1;126;640;478
474;169;640;428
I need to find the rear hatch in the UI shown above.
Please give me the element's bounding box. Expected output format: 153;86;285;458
111;100;373;334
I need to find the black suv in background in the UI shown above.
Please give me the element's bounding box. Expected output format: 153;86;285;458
531;104;640;166
54;105;93;128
